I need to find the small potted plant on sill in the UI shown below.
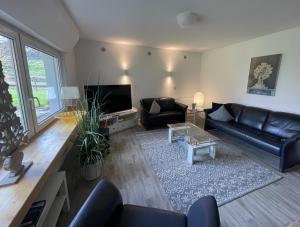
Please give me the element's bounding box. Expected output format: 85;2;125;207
74;94;109;181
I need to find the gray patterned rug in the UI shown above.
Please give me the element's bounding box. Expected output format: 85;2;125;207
136;129;282;213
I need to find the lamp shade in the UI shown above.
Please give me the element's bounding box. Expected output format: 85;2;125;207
61;86;80;100
193;92;204;108
177;11;201;28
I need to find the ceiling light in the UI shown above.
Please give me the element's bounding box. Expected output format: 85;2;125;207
177;11;201;28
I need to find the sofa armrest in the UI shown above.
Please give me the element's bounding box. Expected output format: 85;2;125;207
280;134;300;172
175;102;188;113
70;179;123;227
187;196;220;227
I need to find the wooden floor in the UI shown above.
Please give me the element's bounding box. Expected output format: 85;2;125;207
57;124;300;227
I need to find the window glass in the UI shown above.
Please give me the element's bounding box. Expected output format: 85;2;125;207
25;46;61;123
0;34;26;129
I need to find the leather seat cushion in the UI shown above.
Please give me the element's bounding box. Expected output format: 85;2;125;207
238;106;269;131
116;205;186;227
263;112;300;138
226;103;245;122
158;98;175;111
149;111;182;118
141;98;156;111
206;119;281;155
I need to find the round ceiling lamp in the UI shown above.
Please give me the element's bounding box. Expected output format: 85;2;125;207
177;11;201;28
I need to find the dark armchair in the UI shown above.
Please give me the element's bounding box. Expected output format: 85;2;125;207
140;97;188;129
70;179;221;227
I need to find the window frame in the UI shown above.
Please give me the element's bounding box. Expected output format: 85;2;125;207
0;22;34;137
0;19;64;137
20;35;64;133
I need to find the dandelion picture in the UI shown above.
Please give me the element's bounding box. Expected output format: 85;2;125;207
247;54;282;96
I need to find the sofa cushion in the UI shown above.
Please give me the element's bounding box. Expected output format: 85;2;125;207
226;103;245;122
212;102;223;111
208;105;233;122
158;98;175;111
149;111;182;119
117;205;186;227
238;106;269;131
263;112;300;139
149;100;161;114
141;98;156;111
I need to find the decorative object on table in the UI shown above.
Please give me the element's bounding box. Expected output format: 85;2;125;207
73;91;109;181
0;60;33;187
193;92;204;109
247;54;282;96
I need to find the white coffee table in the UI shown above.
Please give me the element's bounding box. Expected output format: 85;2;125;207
167;122;220;165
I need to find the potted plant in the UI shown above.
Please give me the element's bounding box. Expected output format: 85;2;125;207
74;94;109;181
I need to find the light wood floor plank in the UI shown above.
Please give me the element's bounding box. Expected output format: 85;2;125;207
57;125;300;227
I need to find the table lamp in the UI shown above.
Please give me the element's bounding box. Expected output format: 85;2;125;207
60;86;80;112
193;92;204;110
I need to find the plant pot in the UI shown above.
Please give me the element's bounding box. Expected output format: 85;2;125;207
80;160;102;181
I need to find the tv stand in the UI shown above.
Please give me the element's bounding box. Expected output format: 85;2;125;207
100;107;138;134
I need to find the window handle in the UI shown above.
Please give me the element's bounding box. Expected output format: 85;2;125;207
29;97;41;108
33;97;41;107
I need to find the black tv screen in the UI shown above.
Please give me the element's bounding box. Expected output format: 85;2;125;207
84;85;132;114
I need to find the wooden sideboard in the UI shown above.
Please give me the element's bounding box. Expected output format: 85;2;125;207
0;118;77;227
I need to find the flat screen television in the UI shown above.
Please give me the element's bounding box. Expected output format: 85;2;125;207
84;84;132;114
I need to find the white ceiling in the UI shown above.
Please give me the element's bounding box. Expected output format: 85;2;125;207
63;0;300;51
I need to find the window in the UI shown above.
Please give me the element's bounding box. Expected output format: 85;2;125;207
0;33;27;130
0;22;63;137
24;46;61;124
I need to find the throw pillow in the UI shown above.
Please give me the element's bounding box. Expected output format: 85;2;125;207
212;102;223;111
149;100;161;114
208;105;233;122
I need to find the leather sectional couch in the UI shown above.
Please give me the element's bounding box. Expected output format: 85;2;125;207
70;179;221;227
140;97;188;129
204;103;300;172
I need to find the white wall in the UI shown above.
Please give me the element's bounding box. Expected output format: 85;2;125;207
62;49;78;86
199;26;300;114
0;0;79;52
0;0;79;87
74;40;202;108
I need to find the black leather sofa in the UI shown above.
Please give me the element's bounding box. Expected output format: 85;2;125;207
204;103;300;172
140;97;188;129
70;179;221;227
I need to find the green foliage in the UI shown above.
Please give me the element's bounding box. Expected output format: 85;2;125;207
28;60;45;77
74;94;109;166
9;88;48;108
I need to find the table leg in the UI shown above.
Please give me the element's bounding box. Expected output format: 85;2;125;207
168;128;173;143
187;145;194;165
209;144;217;159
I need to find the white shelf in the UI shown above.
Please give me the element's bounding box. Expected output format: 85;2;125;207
101;107;138;134
43;195;66;227
34;171;69;227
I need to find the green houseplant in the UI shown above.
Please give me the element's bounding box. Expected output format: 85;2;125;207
74;92;109;181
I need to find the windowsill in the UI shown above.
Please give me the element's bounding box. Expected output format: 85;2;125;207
0;118;77;227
